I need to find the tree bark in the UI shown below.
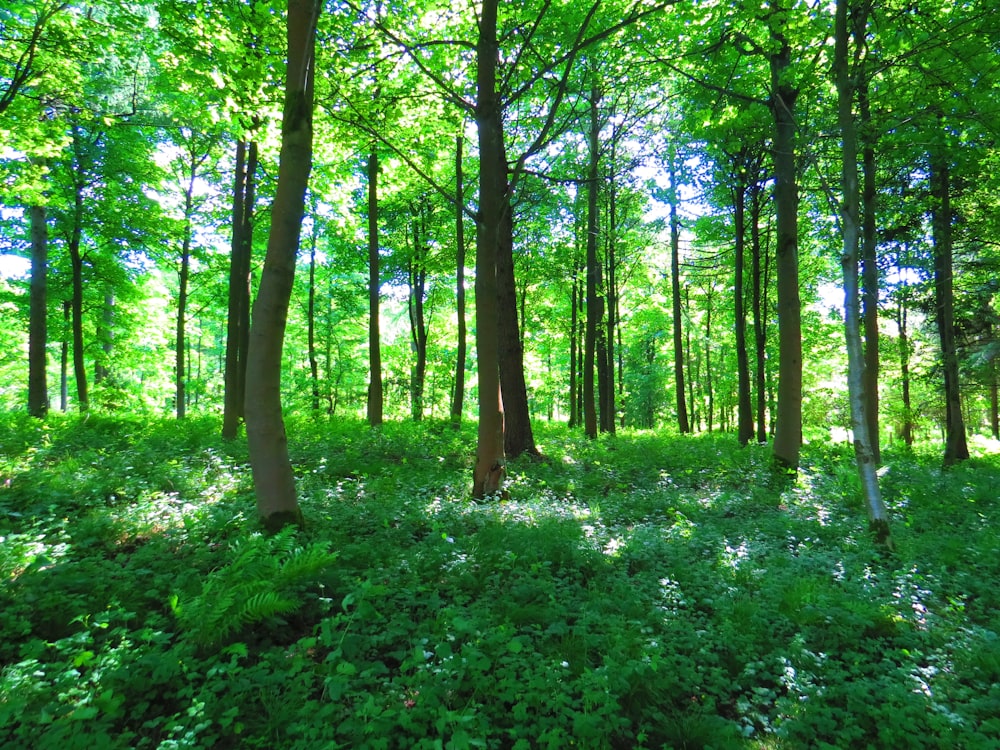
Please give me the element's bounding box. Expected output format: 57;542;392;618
175;165;197;420
472;0;506;498
668;156;689;433
366;150;384;427
750;179;768;443
223;139;255;439
897;289;914;447
929;130;969;466
858;74;880;463
768;25;802;470
307;213;320;411
733;170;753;445
584;87;602;439
408;203;428;422
245;0;319;530
497;188;538;456
835;0;890;546
68;147;88;413
28;205;48;418
451;134;467;425
60;300;69;412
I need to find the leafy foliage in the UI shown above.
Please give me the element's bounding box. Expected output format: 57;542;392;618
2;414;1000;747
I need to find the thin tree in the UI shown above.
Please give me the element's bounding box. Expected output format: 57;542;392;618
245;0;320;530
835;0;891;546
28;204;48;417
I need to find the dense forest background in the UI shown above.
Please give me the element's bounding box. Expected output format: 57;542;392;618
3;0;998;467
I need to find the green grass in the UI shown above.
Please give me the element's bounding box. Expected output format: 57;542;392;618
2;412;999;749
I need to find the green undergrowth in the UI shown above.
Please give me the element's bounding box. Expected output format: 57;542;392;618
2;412;1000;748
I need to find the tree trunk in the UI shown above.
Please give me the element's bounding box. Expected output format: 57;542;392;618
896;290;914;447
668;157;689;433
308;214;320;411
705;284;714;432
245;0;319;530
95;294;113;385
769;27;802;470
223;139;255;439
583;87;602;440
472;0;506;498
991;363;999;440
835;0;890;545
929;134;969;466
68;176;88;413
175;170;196;420
408;203;428;422
751;180;768;443
569;262;580;428
28;205;48;418
60;300;69;412
497;187;537;456
366;150;384;427
733;173;753;445
858;76;881;463
451;134;467;425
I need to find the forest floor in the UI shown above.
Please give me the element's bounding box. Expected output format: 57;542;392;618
1;413;999;749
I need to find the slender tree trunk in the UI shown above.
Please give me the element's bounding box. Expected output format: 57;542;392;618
95;294;113;385
28;205;48;418
472;0;506;497
668;157;689;433
451;134;467;425
734;174;753;445
60;300;69;412
685;288;696;430
705;285;714;432
769;26;802;470
569;263;580;428
991;364;999;440
223;139;254;438
896;291;914;447
69;180;88;412
751;181;768;443
176;172;196;420
584;87;602;439
245;0;319;530
308;214;320;411
602;164;617;435
858;75;880;463
408;204;428;422
929;135;969;466
497;185;537;456
366;150;384;427
835;0;890;545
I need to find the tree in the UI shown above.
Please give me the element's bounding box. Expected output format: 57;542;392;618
28;204;48;417
834;0;890;546
245;0;321;530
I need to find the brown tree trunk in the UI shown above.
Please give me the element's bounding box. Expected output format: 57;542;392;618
668;157;689;433
472;0;506;498
583;87;602;439
408;203;428;422
68;168;88;413
929;132;969;466
245;0;319;530
307;213;320;411
60;300;69;412
769;26;802;470
366;150;384;427
751;180;768;443
223;139;255;439
451;134;467;425
497;189;537;456
175;168;197;420
733;171;753;445
28;205;48;418
897;290;914;447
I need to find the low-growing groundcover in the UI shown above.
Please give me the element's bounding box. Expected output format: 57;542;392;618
1;414;999;749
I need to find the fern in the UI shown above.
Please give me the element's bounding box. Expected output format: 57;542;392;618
172;527;337;647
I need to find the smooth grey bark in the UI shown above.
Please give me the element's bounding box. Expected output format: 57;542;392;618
583;86;602;439
835;0;891;546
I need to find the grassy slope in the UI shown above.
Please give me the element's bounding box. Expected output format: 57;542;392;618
1;413;999;749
